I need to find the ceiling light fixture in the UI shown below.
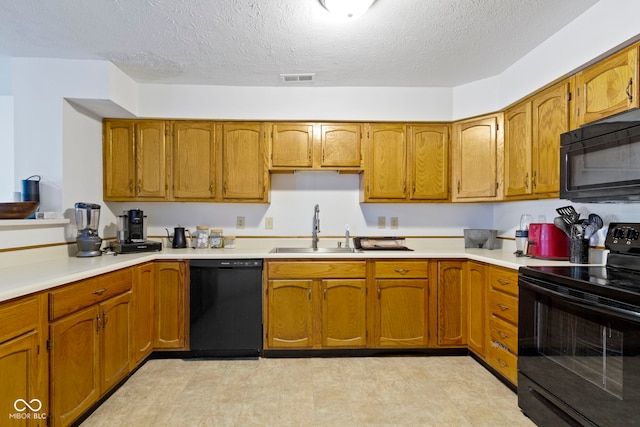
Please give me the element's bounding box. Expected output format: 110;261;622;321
319;0;376;19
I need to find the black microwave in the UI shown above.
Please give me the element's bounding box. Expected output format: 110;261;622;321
560;119;640;202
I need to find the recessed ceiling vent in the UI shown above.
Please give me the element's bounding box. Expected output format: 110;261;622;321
280;73;315;83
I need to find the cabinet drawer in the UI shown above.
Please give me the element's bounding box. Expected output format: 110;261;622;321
50;268;132;320
0;295;39;343
489;314;518;355
489;289;518;325
488;341;518;385
488;266;518;296
375;261;428;278
267;261;366;279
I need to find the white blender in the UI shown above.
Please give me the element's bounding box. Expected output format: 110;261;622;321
75;202;103;257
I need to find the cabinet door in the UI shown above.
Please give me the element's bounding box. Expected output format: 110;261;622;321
452;115;501;201
575;45;639;126
532;80;570;196
436;261;466;346
365;124;407;200
504;102;532;198
466;261;486;357
373;279;428;347
132;263;154;366
409;124;449;200
136;121;169;199
154;262;186;349
321;279;367;348
220;122;267;200
270;123;313;168
0;331;41;427
266;280;314;349
99;292;131;393
103;120;135;199
50;305;100;427
320;124;362;168
173;121;216;200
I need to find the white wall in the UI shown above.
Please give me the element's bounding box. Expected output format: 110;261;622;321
0;96;14;200
138;85;453;122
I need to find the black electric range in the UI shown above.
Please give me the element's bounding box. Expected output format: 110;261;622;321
518;222;640;427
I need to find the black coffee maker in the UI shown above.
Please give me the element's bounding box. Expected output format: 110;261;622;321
109;209;162;254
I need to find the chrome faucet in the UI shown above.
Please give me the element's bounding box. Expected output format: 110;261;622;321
345;224;350;248
312;204;320;249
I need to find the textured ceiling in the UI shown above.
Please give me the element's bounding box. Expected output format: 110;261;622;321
0;0;599;87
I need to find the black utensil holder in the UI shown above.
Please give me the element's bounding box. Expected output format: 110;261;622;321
570;238;589;264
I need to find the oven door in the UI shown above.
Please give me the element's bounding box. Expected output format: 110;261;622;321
518;275;640;427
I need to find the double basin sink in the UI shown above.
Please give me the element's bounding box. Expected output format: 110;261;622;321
270;247;361;254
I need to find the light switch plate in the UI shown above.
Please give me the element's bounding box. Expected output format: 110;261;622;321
377;216;386;229
236;216;245;229
390;217;398;229
265;217;273;229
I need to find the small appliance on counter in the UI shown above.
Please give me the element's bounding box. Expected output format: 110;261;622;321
109;209;162;254
75;202;103;257
463;229;498;250
354;237;413;251
526;223;570;260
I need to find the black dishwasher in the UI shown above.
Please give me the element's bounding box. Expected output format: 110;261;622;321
189;259;263;358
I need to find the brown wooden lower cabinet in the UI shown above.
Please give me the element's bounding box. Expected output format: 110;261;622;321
154;262;187;349
486;265;519;385
48;268;132;427
466;261;486;358
0;294;48;427
264;261;367;349
132;263;155;366
436;261;467;347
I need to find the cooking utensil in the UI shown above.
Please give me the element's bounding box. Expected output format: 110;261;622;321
556;206;580;223
553;216;572;237
588;213;604;229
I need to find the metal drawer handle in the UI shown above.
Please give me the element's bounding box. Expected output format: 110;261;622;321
496;279;510;285
626;78;633;103
395;269;409;275
93;288;107;295
498;331;510;339
496;357;509;367
497;303;510;311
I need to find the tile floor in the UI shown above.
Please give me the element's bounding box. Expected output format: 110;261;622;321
80;356;536;426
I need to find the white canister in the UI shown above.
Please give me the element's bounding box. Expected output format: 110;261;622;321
195;226;210;249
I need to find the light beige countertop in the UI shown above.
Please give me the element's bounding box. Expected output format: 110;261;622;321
0;237;604;303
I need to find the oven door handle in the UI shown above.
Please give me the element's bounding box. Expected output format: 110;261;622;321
520;279;640;323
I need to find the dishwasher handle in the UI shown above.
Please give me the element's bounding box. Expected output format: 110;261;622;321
190;259;263;269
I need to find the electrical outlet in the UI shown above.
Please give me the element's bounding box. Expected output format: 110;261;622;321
390;217;399;229
377;216;386;229
236;216;245;229
265;217;273;230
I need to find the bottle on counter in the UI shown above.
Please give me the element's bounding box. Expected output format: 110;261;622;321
210;229;224;248
195;226;210;249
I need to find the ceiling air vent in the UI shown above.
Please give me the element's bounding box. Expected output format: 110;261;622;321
280;73;315;83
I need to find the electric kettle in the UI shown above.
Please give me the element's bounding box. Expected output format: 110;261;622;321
166;226;188;248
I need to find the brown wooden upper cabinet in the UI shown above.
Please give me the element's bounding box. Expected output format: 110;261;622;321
362;123;449;202
172;121;216;200
103;120;169;201
574;44;639;127
451;114;504;202
268;122;362;172
219;122;269;202
504;79;570;200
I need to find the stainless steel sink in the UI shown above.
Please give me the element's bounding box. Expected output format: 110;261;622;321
269;247;360;254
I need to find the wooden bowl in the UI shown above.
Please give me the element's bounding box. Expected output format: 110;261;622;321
0;202;39;219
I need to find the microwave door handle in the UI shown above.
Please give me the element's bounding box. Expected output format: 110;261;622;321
520;279;640;323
